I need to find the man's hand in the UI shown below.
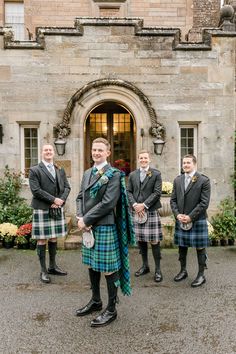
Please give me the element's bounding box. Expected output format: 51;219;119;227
133;203;145;213
54;198;64;206
177;214;191;223
77;217;86;231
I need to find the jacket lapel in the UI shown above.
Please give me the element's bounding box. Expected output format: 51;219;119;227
39;162;55;183
184;172;198;194
85;163;110;191
181;174;185;195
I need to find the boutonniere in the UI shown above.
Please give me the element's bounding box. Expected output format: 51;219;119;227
98;168;105;176
54;163;61;170
146;171;152;178
100;175;109;185
192;176;198;183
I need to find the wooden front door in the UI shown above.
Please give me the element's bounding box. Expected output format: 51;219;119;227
85;102;136;175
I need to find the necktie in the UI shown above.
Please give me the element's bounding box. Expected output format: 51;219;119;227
140;169;146;183
91;166;98;176
185;175;191;190
48;163;56;179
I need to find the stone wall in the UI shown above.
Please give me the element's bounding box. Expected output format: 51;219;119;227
0;0;194;39
0;19;235;219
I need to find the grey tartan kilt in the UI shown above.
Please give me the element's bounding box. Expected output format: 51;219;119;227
31;208;67;240
174;218;210;248
132;210;163;242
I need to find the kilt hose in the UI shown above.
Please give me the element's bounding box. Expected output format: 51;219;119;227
32;208;67;240
174;218;210;248
132;210;163;242
82;225;121;273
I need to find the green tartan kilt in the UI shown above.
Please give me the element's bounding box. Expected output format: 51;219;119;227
82;225;121;273
32;208;67;240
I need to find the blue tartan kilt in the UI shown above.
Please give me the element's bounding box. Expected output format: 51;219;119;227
82;225;121;273
32;208;67;240
174;219;210;248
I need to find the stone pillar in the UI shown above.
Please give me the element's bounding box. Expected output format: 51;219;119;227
188;0;221;42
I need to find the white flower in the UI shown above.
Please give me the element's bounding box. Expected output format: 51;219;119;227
0;223;18;237
100;175;109;185
162;181;173;195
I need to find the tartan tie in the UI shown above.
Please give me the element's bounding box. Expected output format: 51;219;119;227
47;163;56;179
91;166;98;176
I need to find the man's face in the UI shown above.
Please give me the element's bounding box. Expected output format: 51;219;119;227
182;157;196;174
138;153;151;169
42;145;54;162
92;142;110;165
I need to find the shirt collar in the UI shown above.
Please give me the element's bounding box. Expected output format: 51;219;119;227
42;160;54;168
140;166;149;172
94;161;108;171
185;171;196;178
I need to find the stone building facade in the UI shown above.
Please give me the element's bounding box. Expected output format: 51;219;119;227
0;0;235;219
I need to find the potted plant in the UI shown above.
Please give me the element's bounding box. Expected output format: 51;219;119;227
208;221;219;246
29;238;37;250
159;181;173;217
0;222;18;248
15;235;29;249
211;198;236;247
17;223;32;241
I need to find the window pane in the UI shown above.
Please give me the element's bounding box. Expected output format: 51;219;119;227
23;127;38;177
5;3;24;41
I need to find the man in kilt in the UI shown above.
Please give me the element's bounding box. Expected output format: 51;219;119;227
75;137;133;327
170;154;211;287
29;144;71;284
127;150;163;282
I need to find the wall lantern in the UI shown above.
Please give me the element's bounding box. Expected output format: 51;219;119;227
0;124;3;144
149;123;166;156
54;136;67;156
153;136;166;156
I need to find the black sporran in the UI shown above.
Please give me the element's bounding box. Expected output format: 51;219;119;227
48;207;62;220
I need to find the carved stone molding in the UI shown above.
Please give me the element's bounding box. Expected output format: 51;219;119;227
54;78;165;141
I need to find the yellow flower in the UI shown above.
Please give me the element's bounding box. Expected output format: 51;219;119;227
192;176;198;183
146;171;152;178
162;181;173;195
0;223;18;237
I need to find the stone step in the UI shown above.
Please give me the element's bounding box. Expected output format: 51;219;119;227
64;229;82;250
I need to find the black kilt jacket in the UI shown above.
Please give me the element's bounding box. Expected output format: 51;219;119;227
29;162;71;210
170;171;211;222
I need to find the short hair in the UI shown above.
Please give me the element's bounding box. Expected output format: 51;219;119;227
41;144;54;152
183;154;197;164
92;137;111;150
138;149;150;157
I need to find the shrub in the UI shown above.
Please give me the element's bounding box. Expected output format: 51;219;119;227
211;198;236;240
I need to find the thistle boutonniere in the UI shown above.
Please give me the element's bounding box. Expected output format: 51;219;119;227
146;170;152;178
192;176;198;183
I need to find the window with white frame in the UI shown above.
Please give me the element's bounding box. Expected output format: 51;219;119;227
179;125;198;170
21;126;39;177
4;2;24;41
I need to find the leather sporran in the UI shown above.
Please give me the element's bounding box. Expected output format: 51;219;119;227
82;229;95;249
180;222;193;231
48;207;62;220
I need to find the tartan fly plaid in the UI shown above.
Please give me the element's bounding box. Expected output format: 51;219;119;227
132;210;163;242
82;225;121;273
32;208;67;239
174;218;210;248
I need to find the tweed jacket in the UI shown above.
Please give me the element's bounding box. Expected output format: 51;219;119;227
76;163;121;227
170;171;211;222
127;167;162;211
29;162;71;210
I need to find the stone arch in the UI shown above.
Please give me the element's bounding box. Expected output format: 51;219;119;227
55;78;165;141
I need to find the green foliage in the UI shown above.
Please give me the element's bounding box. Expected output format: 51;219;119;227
0;166;32;227
211;198;236;240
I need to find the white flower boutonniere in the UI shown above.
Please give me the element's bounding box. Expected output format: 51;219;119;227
100;175;109;185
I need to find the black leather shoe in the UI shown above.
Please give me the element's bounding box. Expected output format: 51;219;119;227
174;270;188;282
191;275;206;288
154;270;163;282
40;272;51;283
90;309;117;327
48;266;67;276
75;299;103;317
135;266;150;277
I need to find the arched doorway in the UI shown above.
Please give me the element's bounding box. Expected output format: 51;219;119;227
85;101;136;175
